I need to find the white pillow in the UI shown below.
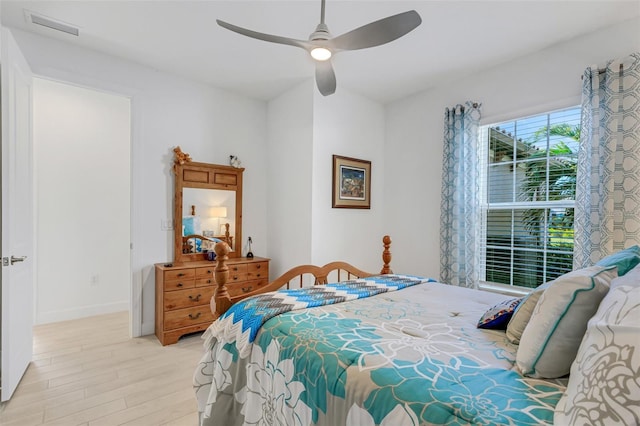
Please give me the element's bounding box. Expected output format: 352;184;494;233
516;265;617;378
505;281;550;344
555;264;640;425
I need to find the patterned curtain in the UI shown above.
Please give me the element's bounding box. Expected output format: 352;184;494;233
440;101;482;288
574;53;640;268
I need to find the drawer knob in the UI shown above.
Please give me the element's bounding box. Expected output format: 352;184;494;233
242;286;252;293
177;273;185;277
256;273;261;278
256;265;261;269
207;270;212;274
177;283;183;287
232;267;238;271
233;275;239;280
206;279;212;284
189;294;202;302
189;312;202;320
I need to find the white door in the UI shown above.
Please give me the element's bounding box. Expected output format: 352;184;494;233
1;28;34;402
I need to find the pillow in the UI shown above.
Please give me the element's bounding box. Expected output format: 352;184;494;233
505;282;551;344
554;263;640;425
516;265;617;378
182;216;202;236
477;297;522;329
596;245;640;276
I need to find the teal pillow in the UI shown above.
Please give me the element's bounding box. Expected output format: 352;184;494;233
596;245;640;276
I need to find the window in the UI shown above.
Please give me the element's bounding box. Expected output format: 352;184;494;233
479;107;581;289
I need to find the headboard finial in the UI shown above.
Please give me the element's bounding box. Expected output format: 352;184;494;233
381;235;392;274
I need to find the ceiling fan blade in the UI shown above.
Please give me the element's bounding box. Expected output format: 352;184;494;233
217;19;311;50
315;60;336;96
330;10;421;51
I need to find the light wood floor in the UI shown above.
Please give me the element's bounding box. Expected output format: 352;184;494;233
0;311;204;426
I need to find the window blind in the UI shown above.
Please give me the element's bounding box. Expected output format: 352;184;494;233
479;107;581;288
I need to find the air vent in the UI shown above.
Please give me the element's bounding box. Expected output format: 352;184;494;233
24;10;79;36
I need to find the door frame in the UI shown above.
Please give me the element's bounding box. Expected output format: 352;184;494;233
2;30;143;347
33;77;141;337
31;72;141;336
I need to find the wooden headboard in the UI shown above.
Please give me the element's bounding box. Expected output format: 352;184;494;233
210;235;393;319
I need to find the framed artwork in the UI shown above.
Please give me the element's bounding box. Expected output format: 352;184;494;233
332;155;371;209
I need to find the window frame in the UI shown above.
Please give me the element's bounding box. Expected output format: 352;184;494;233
477;106;580;292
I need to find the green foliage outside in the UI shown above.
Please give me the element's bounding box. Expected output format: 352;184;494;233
487;123;579;287
520;124;579;286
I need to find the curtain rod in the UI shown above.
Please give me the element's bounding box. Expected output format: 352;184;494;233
581;63;624;79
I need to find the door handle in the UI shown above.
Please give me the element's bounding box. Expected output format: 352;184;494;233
11;256;27;265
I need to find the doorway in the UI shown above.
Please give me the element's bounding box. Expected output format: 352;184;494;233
33;78;131;324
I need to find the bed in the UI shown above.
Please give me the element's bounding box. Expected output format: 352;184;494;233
193;237;640;425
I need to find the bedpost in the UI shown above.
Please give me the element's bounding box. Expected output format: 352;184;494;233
381;235;393;274
212;242;232;318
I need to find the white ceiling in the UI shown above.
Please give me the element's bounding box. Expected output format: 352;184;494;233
2;1;639;103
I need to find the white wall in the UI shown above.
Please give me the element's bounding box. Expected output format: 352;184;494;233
266;82;386;277
10;28;268;335
33;78;131;323
312;89;386;272
385;17;640;279
266;81;314;276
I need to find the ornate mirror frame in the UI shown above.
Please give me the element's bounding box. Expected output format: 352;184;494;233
173;147;243;262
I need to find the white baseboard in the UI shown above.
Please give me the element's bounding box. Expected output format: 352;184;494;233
141;321;155;336
36;301;129;325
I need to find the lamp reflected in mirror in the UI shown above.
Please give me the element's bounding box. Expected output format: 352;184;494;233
210;206;227;233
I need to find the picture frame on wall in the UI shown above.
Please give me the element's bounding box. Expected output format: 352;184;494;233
332;155;371;209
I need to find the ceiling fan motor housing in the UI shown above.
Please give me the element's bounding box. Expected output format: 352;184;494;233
309;23;331;41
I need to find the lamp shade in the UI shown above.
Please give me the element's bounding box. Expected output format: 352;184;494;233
210;206;227;218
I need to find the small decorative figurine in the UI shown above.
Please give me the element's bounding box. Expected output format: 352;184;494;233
229;155;242;168
173;146;192;165
246;236;254;258
172;146;192;173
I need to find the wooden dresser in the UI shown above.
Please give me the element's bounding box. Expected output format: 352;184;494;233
155;256;270;345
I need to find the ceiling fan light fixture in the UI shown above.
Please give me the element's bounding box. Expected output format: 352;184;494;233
216;0;422;96
310;47;332;61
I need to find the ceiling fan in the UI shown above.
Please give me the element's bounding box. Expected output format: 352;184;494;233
217;0;422;96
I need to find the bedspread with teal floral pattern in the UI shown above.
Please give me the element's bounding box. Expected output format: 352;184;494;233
194;280;567;426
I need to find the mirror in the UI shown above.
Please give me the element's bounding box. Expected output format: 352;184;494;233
173;147;244;263
182;188;236;253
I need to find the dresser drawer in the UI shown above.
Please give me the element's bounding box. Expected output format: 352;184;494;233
195;277;215;287
164;305;214;330
227;278;269;297
156;258;270;345
228;264;247;274
228;271;248;283
164;269;195;281
164;278;195;292
247;262;269;280
195;266;214;278
164;287;214;311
